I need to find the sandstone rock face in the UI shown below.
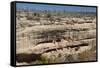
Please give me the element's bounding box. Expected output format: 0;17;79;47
16;9;97;65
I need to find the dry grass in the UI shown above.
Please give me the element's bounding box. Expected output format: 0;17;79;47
79;48;96;61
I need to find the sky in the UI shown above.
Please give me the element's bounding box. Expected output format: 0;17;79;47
16;3;96;12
